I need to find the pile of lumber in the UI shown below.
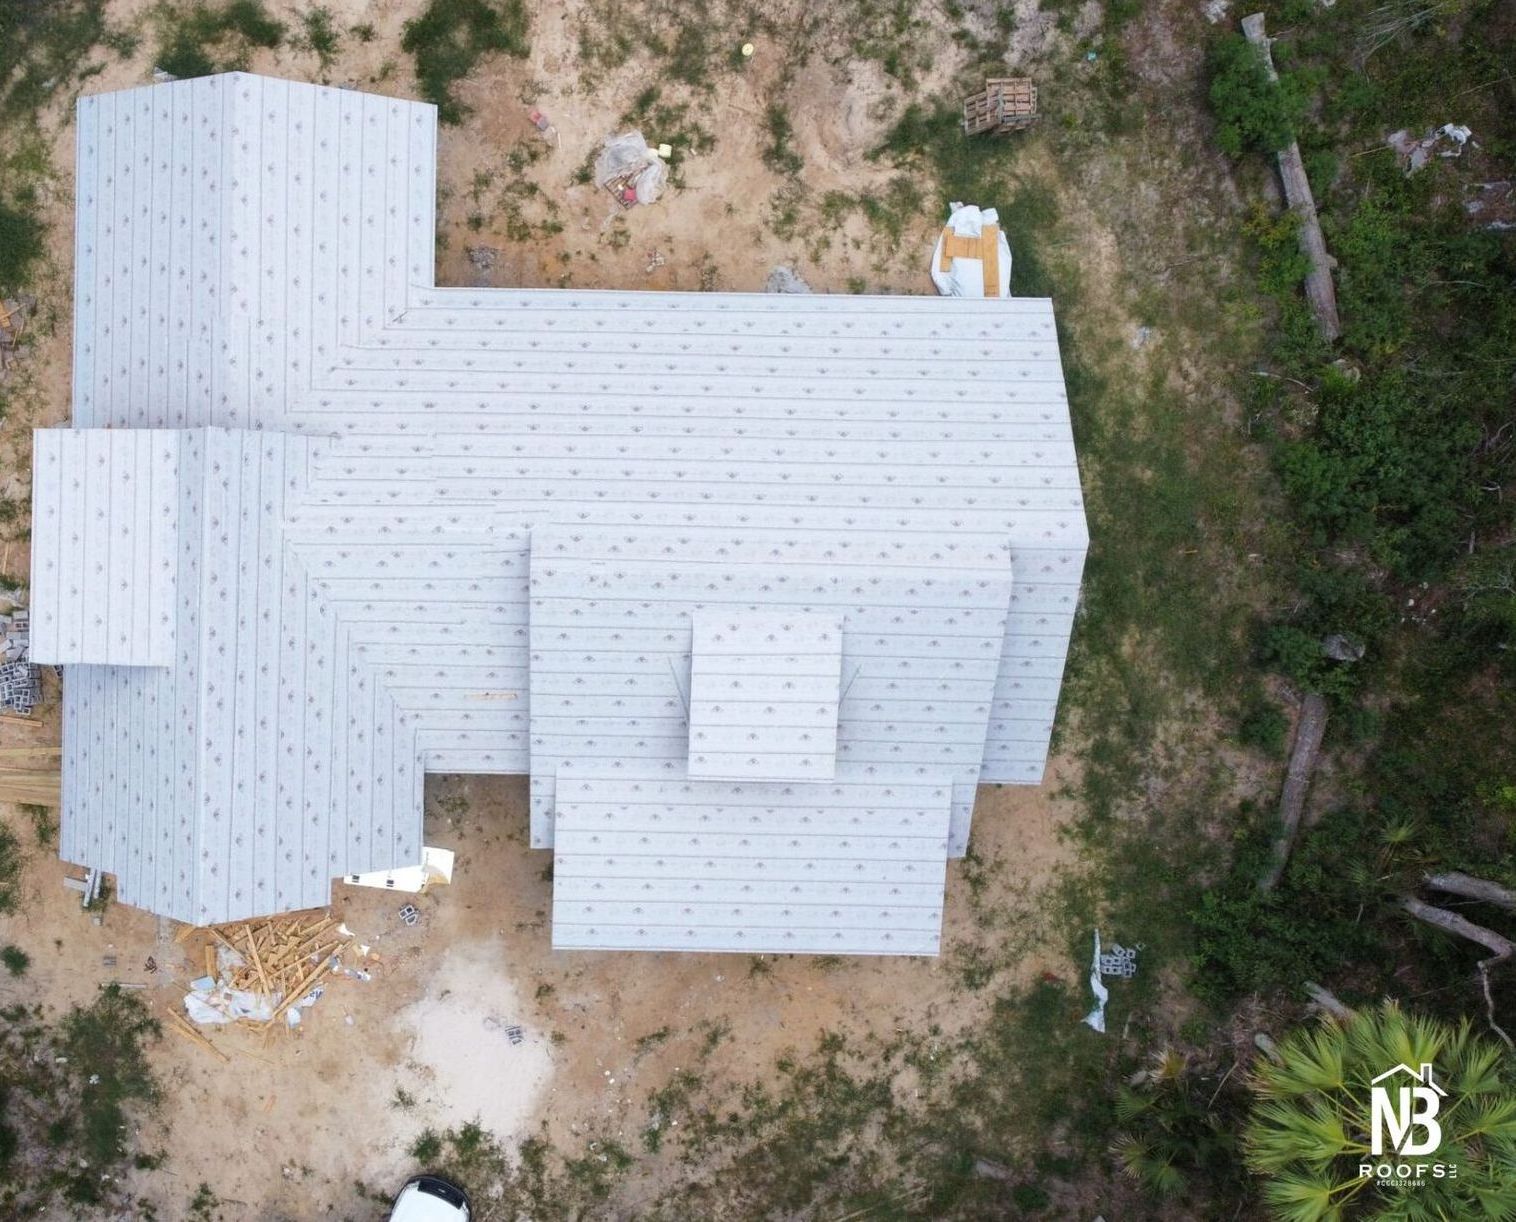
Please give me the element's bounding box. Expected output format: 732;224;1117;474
0;745;61;806
173;911;354;1036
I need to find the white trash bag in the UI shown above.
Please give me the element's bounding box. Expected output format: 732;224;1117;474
930;202;1013;298
594;132;668;206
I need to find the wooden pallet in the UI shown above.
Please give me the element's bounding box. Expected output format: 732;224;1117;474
938;223;1003;297
963;78;1038;136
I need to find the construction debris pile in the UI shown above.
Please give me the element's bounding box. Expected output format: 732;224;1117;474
0;296;36;376
0;604;42;714
595;132;667;208
175;913;376;1044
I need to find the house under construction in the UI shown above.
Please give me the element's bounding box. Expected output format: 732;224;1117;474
30;73;1087;956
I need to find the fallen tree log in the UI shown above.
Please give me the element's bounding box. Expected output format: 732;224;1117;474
1260;691;1330;892
1241;13;1342;342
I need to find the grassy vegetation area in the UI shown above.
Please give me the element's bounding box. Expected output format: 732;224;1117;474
1189;0;1516;1028
401;0;530;124
0;988;162;1214
152;0;285;80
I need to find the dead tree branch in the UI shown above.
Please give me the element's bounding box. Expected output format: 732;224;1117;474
1303;980;1356;1022
1424;871;1516;911
1400;896;1516;1049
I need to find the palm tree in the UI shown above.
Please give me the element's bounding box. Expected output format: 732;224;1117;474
1244;1001;1516;1220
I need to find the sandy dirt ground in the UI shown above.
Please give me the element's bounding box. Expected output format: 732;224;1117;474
1;770;1076;1218
0;0;1165;1215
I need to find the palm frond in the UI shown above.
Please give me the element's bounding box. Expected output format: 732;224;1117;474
1259;1169;1347;1222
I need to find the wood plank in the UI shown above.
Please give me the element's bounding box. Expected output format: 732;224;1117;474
244;926;271;995
166;1009;230;1062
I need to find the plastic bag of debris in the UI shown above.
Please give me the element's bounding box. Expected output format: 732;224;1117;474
930;202;1013;298
594;132;667;207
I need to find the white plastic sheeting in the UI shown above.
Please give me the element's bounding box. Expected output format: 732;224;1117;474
344;845;455;893
931;203;1013;298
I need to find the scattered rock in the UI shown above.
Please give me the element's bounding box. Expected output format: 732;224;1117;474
764;265;812;294
1320;633;1366;663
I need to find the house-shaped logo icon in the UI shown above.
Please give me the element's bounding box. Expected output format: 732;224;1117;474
1370;1063;1447;1156
1370;1063;1448;1095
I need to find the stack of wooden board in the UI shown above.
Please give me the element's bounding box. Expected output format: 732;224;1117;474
0;745;61;806
938;223;1004;297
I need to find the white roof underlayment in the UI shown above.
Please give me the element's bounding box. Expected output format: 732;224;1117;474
32;72;1087;945
688;610;844;783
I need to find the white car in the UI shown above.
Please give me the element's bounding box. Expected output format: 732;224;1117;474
389;1175;470;1222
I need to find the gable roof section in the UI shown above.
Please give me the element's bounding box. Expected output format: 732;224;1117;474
31;430;179;665
45;428;421;924
551;771;952;954
688;611;843;782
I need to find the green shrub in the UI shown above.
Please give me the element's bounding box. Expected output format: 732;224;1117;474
0;946;27;976
1208;34;1301;156
401;0;529;125
298;6;339;70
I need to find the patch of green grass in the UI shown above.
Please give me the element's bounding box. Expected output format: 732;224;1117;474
409;1128;443;1162
0;0;119;118
187;1182;221;1221
0;823;21;915
0;198;45;292
0;988;161;1211
1;946;28;976
401;0;530;125
297;6;340;72
761;104;803;176
153;0;285;80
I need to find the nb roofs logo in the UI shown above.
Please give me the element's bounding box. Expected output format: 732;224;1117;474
1369;1062;1447;1157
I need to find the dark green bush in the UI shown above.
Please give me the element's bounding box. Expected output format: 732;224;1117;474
1208;34;1301;156
401;0;529;125
1237;699;1289;756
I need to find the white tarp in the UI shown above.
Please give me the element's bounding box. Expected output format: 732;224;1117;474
930;202;1013;298
1082;929;1110;1032
344;845;455;893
